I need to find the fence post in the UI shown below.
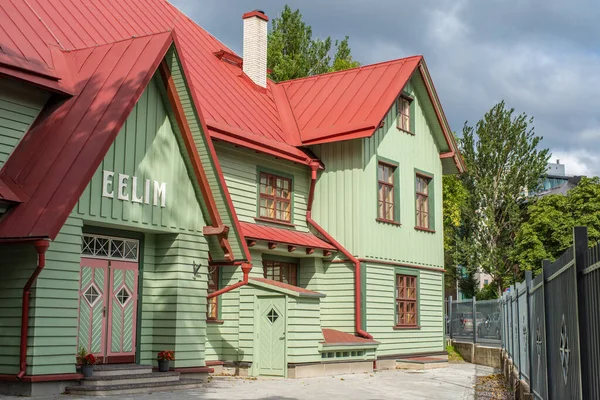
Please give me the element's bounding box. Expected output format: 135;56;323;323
574;226;588;398
525;270;533;393
472;296;477;345
542;259;552;393
515;284;521;380
448;296;453;340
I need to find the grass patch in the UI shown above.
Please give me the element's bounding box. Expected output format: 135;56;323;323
446;345;464;363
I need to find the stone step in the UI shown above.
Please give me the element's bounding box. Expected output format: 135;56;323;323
66;379;204;396
81;371;180;386
90;363;153;377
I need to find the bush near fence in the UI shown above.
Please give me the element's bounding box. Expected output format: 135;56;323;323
501;226;600;400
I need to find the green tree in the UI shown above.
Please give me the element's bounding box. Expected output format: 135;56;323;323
460;101;550;294
513;177;600;272
267;6;359;82
443;174;468;292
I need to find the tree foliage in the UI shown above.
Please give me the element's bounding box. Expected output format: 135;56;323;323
513;177;600;272
443;173;468;291
459;101;550;293
267;6;360;82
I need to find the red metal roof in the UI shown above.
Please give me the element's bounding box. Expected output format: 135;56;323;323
321;328;378;345
0;2;73;93
280;57;422;145
1;1;462;167
249;277;322;295
240;222;336;250
0;33;173;239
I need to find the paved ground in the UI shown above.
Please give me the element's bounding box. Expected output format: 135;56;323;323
7;363;498;400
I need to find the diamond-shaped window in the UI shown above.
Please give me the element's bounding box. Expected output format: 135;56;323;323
267;309;279;323
83;285;101;306
116;287;132;306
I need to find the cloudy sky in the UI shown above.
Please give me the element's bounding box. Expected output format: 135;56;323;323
171;0;600;176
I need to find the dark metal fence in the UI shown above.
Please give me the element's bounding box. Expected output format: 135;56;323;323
447;297;502;347
501;226;600;400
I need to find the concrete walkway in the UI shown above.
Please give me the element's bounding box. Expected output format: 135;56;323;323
5;363;497;400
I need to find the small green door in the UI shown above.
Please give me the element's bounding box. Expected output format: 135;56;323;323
257;296;286;376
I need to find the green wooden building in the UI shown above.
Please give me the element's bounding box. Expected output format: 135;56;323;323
0;1;464;395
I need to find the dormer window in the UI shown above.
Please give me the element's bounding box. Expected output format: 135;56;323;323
397;94;414;133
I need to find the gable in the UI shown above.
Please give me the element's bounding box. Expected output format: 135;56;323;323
74;75;208;235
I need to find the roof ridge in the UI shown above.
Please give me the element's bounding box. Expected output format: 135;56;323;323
62;31;173;53
276;55;422;85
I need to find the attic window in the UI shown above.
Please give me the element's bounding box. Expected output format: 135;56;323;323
397;94;414;133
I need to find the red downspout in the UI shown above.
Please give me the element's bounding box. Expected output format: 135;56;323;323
17;240;50;380
305;162;373;339
207;263;252;299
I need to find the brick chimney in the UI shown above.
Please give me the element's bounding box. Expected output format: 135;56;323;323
242;10;268;88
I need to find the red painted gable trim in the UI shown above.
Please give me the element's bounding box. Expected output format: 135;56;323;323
171;32;252;262
417;62;465;173
158;58;233;261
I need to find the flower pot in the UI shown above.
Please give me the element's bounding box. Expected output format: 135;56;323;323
158;359;170;372
81;364;93;378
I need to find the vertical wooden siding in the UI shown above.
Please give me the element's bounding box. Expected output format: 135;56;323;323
310;140;364;254
366;263;444;355
361;79;444;267
0;78;49;169
75;76;206;236
215;141;311;232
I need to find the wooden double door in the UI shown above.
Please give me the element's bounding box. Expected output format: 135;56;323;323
77;257;139;364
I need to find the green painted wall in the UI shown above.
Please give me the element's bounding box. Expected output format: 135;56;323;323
0;67;221;374
365;263;444;356
215;141;311;232
75;76;207;237
0;243;38;374
286;296;322;365
162;48;245;261
139;232;209;368
206;265;241;362
0;77;49;169
311;78;444;269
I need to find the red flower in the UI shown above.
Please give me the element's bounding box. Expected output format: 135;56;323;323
157;350;175;361
82;354;96;365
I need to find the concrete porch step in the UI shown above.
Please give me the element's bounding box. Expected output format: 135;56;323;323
90;363;153;377
81;371;180;386
65;379;205;396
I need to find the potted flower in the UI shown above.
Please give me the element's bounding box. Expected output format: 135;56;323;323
157;350;175;372
76;347;96;377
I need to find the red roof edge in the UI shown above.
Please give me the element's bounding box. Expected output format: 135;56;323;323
249;277;323;296
0;47;74;95
321;328;378;345
207;121;313;165
171;31;252;262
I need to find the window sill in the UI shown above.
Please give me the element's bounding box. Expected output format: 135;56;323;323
254;217;296;227
376;218;401;226
393;325;421;330
206;319;225;325
414;226;436;234
396;127;415;136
